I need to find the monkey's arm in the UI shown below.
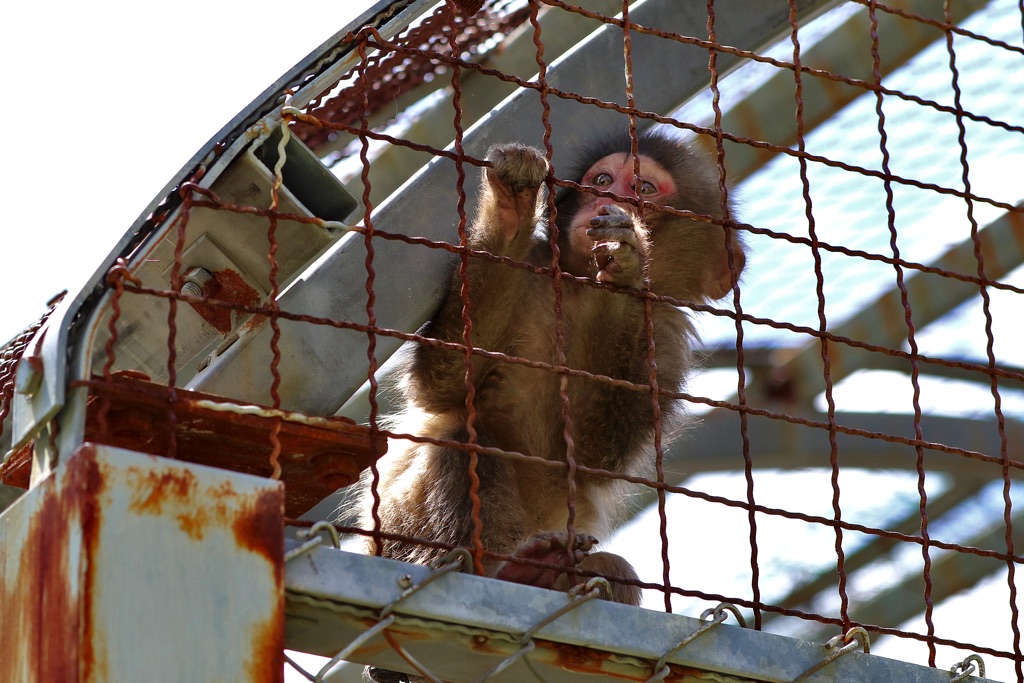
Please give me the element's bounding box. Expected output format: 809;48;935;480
645;222;744;304
405;144;551;409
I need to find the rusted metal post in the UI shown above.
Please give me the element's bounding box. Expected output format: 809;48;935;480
0;443;284;682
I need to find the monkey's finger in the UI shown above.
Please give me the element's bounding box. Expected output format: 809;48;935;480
592;240;636;261
597;204;633;219
593;243;642;287
574;534;598;552
587;225;639;246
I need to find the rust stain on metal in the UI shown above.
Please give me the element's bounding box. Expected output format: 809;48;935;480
0;440;32;488
4;471;78;682
342;622;434;661
236;484;285;683
185;267;261;335
541;639;636;679
244;606;285;683
662;665;710;681
240;488;285;683
539;639;707;681
71;446;108;682
0;445;105;682
335;616;391;658
468;633;509;656
241;309;269;335
233;484;285;585
125;464;215;540
78;373;386;516
128;465;198;515
379;625;433;643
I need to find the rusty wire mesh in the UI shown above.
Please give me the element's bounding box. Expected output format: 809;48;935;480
6;0;1023;681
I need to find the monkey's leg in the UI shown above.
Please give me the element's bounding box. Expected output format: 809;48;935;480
587;204;649;288
493;531;597;589
495;533;641;606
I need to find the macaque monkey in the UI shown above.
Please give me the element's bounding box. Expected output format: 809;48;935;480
360;130;744;616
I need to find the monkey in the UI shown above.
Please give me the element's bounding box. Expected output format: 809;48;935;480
358;129;744;627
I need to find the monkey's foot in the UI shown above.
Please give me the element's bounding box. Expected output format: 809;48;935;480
494;531;597;589
588;205;646;288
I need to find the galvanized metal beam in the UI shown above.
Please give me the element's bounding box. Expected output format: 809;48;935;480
763;478;989;627
700;346;1024;390
284;542;996;682
186;0;840;416
667;408;1022;480
796;509;1024;647
0;484;21;514
687;0;987;182
7;0;441;458
746;204;1024;407
331;0;634;212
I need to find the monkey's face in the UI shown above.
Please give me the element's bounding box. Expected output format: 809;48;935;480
565;153;676;256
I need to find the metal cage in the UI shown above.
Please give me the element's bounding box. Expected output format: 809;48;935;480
1;1;1020;681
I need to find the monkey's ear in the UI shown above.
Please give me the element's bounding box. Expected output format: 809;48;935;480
705;236;745;300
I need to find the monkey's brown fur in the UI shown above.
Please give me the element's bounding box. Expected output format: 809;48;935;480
360;131;744;609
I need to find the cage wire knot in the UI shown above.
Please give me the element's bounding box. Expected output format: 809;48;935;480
791;626;870;682
473;577;611;683
104;258;142;289
293;548;472;683
283;521;342;563
280;89;305;121
273;91;353;237
949;654;986;682
277;99;333;141
644;602;747;683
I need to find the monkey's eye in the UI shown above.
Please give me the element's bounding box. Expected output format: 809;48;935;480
640;180;658;196
592;172;613;187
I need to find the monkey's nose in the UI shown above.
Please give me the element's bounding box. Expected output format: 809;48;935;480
609;179;641;200
592;196;633;212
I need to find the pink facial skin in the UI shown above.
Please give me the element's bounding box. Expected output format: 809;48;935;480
565;152;676;258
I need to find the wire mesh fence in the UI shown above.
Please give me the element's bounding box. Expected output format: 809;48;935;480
2;0;1022;681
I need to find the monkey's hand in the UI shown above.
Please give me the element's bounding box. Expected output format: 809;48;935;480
482;143;549;244
587;205;649;288
493;531;597;589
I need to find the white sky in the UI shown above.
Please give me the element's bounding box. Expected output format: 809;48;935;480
1;3;367;680
0;1;375;344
